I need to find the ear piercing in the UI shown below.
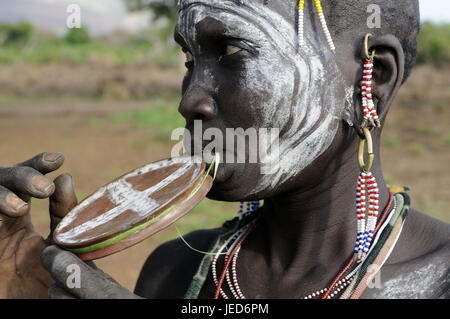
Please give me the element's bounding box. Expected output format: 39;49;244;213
361;33;381;128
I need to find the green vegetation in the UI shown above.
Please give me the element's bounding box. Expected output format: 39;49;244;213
445;135;450;147
172;199;238;237
65;26;91;44
417;22;450;65
0;22;33;45
1;19;449;67
0;35;153;65
112;105;184;139
409;142;425;156
384;134;400;149
0;22;179;67
419;125;438;136
86;95;185;139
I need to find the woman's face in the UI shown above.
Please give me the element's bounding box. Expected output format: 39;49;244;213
175;0;354;201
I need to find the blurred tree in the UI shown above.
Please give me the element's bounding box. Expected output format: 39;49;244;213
0;22;33;46
123;0;178;31
417;22;450;65
123;0;182;68
65;26;91;44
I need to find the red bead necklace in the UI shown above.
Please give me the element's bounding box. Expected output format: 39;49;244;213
213;191;394;299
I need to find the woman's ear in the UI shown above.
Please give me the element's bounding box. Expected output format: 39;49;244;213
362;34;405;122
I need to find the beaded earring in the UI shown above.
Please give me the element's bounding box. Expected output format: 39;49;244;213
354;128;379;262
353;34;381;263
361;33;381;128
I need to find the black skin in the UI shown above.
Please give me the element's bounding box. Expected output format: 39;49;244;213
1;1;449;298
0;152;75;298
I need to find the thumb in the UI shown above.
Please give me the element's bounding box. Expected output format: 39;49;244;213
48;174;77;242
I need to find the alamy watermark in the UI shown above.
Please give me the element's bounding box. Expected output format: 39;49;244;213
170;120;281;175
367;4;381;29
66;4;81;29
66;264;81;289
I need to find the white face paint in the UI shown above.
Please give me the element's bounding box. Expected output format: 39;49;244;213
177;0;354;198
371;261;450;298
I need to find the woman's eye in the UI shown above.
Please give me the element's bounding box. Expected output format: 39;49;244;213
225;45;242;56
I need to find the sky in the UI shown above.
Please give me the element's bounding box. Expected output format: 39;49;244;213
0;0;448;36
420;0;450;22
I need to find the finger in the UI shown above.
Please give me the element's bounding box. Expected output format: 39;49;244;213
49;174;77;235
0;166;55;199
0;185;28;217
50;174;77;219
41;245;116;299
16;152;64;175
48;284;76;299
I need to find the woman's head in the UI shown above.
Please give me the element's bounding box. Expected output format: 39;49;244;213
174;0;420;201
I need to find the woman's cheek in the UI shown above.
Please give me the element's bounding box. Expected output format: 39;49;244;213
242;58;296;130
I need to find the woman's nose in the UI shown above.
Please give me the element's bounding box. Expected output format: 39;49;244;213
178;87;216;122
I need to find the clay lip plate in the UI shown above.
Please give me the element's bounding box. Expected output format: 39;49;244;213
53;155;206;249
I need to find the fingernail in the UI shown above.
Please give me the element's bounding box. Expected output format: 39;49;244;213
32;175;54;194
6;193;27;211
44;152;63;163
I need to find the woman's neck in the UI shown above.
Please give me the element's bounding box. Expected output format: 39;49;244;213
247;148;390;288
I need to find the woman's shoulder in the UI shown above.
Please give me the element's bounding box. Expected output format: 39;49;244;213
133;226;226;298
364;208;450;298
390;208;450;263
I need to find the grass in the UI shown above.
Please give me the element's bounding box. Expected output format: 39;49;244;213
419;125;439;136
110;96;185;140
384;134;400;149
409;142;425;156
75;191;90;202
0;33;180;67
87;117;106;130
445;135;450;147
164;199;239;243
433;103;446;113
0;92;103;106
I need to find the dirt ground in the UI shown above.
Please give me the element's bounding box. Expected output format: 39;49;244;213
0;63;448;291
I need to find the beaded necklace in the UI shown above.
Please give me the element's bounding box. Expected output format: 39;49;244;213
212;191;395;299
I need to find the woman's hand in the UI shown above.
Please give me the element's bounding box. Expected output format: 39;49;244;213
0;152;77;298
41;246;141;299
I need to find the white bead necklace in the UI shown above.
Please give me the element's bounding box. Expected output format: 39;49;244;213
212;197;397;299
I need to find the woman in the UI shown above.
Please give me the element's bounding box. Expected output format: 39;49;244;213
0;0;449;299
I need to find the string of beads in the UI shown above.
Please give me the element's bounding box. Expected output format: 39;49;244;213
298;0;335;52
213;193;394;299
239;0;335;53
238;200;260;220
354;171;380;261
361;59;381;128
